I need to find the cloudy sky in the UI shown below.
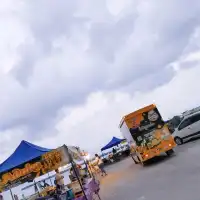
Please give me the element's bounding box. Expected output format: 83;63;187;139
1;0;200;164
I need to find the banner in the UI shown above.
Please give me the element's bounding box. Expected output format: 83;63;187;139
0;145;80;192
126;106;166;149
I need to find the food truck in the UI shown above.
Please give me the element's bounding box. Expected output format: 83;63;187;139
119;104;176;165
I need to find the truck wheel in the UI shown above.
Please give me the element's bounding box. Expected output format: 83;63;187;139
166;149;174;156
174;137;183;145
140;160;147;166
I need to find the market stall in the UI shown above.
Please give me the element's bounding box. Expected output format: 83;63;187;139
0;140;100;200
101;137;129;164
101;137;125;151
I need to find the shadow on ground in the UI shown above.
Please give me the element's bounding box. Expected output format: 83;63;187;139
143;154;175;167
185;136;200;144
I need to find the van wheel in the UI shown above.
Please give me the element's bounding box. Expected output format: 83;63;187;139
140;160;147;166
174;137;183;145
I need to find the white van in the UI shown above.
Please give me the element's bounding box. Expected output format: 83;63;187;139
173;111;200;145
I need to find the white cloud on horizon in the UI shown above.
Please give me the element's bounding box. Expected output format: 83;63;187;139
37;64;200;154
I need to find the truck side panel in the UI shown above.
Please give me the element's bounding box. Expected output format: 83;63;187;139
120;121;134;144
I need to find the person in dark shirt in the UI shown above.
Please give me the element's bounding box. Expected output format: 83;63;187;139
112;148;117;154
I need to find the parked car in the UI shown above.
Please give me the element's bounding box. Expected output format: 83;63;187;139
173;111;200;145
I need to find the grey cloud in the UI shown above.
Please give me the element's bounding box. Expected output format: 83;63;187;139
120;67;176;94
24;0;81;41
88;13;137;63
13;0;89;84
180;60;200;70
1;0;200;137
12;42;44;85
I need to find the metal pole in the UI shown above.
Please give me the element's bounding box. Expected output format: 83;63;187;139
85;160;95;179
96;193;102;200
9;188;14;200
71;162;88;199
48;172;53;186
83;159;92;178
33;180;40;197
65;146;88;200
84;161;101;200
82;151;92;179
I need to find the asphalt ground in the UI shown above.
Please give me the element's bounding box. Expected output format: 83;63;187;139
99;137;200;200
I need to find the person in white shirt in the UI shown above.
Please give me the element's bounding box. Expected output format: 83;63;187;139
55;169;65;191
95;154;107;176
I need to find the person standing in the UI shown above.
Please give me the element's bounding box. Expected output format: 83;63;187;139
95;154;107;176
14;194;19;200
55;169;65;191
112;148;117;154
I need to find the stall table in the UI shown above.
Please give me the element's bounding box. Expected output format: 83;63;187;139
76;178;100;200
35;178;100;200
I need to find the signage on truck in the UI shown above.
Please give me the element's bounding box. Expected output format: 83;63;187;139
125;107;166;150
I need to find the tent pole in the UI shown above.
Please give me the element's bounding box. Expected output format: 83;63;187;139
65;146;88;200
34;180;40;197
85;160;95;179
71;161;88;200
48;172;53;186
96;192;102;200
82;150;92;178
9;188;14;200
83;159;91;178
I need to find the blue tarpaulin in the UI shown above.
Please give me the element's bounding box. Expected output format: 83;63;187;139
0;140;52;174
101;137;125;151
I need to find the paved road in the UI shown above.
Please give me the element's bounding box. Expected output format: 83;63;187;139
100;138;200;200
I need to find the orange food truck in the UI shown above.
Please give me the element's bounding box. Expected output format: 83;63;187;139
119;104;176;165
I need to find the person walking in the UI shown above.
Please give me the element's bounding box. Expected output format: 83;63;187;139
95;154;107;176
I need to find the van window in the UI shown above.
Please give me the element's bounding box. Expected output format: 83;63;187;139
190;113;200;124
178;118;192;130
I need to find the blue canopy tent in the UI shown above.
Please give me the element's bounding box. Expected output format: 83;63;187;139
0;140;52;200
0;141;90;200
101;137;125;151
0;140;51;174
